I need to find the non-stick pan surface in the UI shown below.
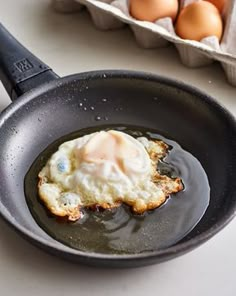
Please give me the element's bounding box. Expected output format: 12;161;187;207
0;24;236;268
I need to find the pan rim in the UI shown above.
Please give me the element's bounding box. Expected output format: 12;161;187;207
0;69;236;263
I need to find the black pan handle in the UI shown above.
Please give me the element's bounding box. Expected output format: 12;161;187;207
0;23;59;101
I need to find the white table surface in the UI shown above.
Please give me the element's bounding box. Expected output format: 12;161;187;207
0;0;235;295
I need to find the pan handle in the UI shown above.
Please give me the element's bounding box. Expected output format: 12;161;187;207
0;23;59;101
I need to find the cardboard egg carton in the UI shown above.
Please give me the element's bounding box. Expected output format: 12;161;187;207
52;0;236;86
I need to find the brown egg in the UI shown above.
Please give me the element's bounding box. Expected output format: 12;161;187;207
175;1;223;41
129;0;179;22
205;0;227;13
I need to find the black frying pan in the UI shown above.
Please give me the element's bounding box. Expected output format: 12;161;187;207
0;23;236;268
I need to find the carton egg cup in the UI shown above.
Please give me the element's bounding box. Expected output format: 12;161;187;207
52;0;236;87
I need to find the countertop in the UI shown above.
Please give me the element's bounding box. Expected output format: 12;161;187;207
0;0;235;295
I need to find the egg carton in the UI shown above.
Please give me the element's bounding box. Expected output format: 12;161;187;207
52;0;236;86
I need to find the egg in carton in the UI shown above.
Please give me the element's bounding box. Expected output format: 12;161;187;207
52;0;236;86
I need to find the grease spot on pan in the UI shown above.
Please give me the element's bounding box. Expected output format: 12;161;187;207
24;125;210;255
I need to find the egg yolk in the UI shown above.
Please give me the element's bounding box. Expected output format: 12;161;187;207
77;130;141;176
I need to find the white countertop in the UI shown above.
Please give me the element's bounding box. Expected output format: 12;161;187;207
0;0;235;295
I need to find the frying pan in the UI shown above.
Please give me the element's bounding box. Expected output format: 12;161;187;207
0;23;236;268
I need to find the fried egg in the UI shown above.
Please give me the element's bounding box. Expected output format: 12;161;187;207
38;130;183;221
